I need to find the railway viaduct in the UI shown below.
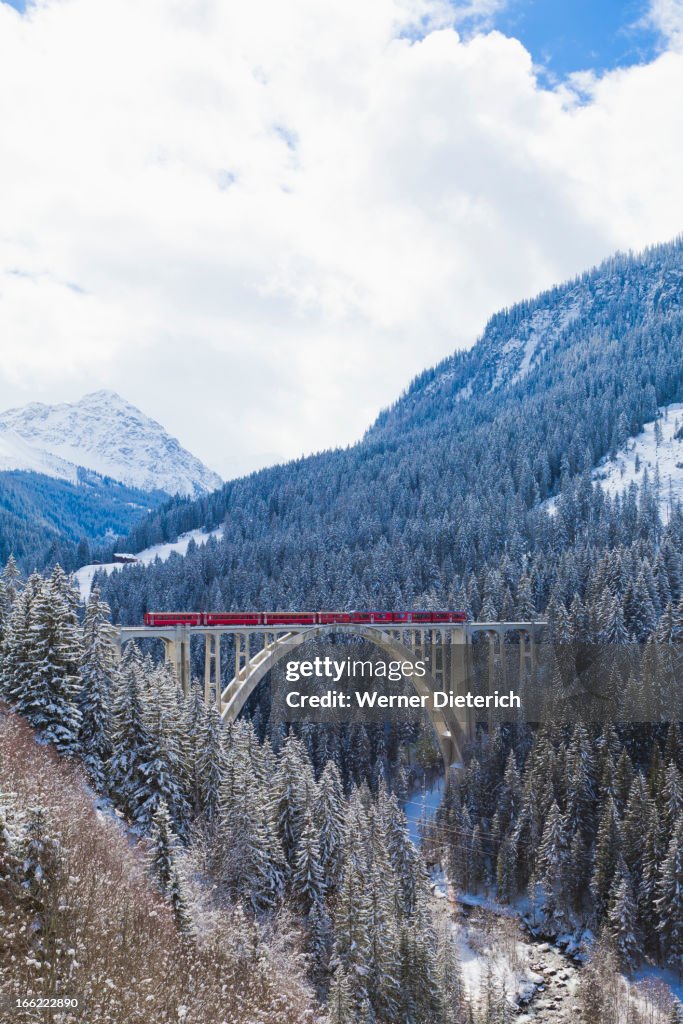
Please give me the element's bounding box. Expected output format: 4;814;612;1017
118;619;545;768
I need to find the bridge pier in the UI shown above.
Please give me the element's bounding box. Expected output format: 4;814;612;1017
204;633;222;708
162;628;191;697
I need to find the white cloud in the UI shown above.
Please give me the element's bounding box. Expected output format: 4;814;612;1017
0;0;682;478
647;0;683;47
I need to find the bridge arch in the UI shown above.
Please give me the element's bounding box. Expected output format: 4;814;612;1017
219;624;469;768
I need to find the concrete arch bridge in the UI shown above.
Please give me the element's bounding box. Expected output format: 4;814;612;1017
119;618;544;768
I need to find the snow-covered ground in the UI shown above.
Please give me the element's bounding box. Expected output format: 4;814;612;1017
0;425;79;481
74;526;224;600
593;401;683;516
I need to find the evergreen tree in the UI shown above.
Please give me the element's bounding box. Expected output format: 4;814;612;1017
590;797;622;923
149;798;178;894
655;814;683;968
291;809;326;915
108;671;157;826
315;760;346;895
197;705;225;826
27;566;83;754
606;871;640;971
434;911;466;1024
1;572;41;705
536;801;570;931
332;858;373;1017
78;587;116;789
328;966;355;1024
273;733;316;869
140;665;191;833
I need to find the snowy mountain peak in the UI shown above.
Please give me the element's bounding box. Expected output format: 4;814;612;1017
0;391;223;497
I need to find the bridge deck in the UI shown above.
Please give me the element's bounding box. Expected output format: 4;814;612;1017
120;620;546;637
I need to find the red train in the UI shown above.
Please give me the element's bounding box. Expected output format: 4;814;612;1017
143;610;468;628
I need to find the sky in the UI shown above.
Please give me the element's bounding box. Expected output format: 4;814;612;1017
0;0;682;480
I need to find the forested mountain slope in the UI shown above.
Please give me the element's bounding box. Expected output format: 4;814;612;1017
0;469;167;572
98;238;683;631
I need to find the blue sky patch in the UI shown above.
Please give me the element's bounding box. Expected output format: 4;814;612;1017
488;0;663;80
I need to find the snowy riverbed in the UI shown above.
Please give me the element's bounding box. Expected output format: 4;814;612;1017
402;776;681;1021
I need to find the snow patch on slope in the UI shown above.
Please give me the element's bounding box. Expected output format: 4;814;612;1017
75;526;224;600
593;402;683;515
0;426;78;482
492;299;582;390
0;390;222;497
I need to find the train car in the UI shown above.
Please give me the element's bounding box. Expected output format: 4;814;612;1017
143;609;468;627
205;612;262;626
406;610;467;623
144;612;202;627
318;611;352;624
263;611;317;626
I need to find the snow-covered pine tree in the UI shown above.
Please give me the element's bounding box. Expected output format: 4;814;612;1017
515;573;536;620
496;831;518;902
197;705;225;826
662;762;683;834
214;732;285;912
78;586;117;789
331;859;373;1017
536;801;570;932
149;798;178;893
315;760;346;896
292;807;332;976
1;572;40;705
656;601;675;642
0;557;22;651
655;814;683;969
136;663;191;833
273;732;316;869
27;566;83;754
291;808;326;915
384;793;423;916
327;966;355;1024
148;799;195;935
606;870;640;971
108;670;157;825
0;556;22;638
434;910;465;1024
365;810;402;1020
396;895;442;1024
184;686;208;817
664;722;682;770
590;796;622;923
